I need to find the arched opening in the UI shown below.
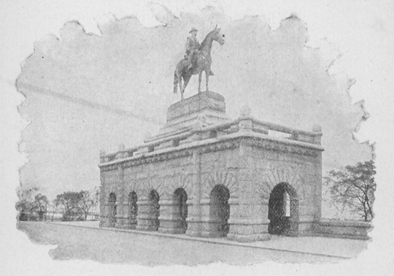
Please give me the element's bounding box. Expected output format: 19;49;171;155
268;183;299;236
174;188;188;233
108;193;117;227
210;185;230;237
128;191;138;229
148;190;160;231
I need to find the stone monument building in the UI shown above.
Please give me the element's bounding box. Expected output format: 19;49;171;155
98;91;323;242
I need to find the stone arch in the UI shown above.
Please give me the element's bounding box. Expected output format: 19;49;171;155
108;192;117;227
202;170;238;200
257;164;307;203
140;179;165;200
127;191;138;229
168;174;193;200
268;182;299;236
209;185;230;237
124;181;142;199
147;189;160;231
173;188;188;233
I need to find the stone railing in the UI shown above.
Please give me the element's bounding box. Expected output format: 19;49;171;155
313;219;372;240
99;111;322;164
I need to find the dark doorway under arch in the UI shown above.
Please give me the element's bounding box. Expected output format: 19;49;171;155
268;183;299;236
149;190;160;231
128;191;138;229
174;188;188;233
210;185;230;237
108;192;117;227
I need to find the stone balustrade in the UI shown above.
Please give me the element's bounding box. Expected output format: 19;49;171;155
100;115;322;164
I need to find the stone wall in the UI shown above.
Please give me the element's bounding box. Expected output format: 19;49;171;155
313;219;372;240
98;91;324;242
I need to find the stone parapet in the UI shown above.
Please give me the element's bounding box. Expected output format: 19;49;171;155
313;219;372;240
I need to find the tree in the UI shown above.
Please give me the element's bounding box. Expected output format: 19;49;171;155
55;189;100;221
55;191;83;221
46;200;58;222
15;186;46;221
15;199;34;221
324;160;376;221
78;190;99;221
31;194;49;221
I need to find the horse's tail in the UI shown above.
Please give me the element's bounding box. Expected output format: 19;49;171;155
173;69;179;94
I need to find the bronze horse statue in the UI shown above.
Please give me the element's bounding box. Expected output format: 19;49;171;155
173;26;225;100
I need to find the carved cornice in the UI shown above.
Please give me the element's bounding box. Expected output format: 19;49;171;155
243;138;319;158
199;140;239;154
100;137;318;173
100;140;240;172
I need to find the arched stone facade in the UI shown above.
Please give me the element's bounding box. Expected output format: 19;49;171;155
202;170;238;200
268;183;299;236
99;91;323;242
209;185;230;237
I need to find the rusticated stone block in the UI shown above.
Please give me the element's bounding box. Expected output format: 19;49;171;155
99;92;323;242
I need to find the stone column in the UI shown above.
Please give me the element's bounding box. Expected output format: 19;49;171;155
120;202;131;229
198;198;215;238
158;198;186;234
227;201;271;242
99;203;108;227
185;199;199;236
135;199;153;231
226;141;271;242
115;163;126;228
185;150;202;237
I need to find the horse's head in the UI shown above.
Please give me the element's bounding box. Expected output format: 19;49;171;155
212;26;225;46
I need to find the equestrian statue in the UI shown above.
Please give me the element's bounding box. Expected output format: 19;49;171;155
173;26;225;100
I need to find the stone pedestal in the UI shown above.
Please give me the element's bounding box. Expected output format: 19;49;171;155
145;91;231;144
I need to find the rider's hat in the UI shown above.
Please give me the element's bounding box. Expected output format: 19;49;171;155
189;27;198;33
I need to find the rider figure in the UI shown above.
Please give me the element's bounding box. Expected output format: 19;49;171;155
185;27;214;76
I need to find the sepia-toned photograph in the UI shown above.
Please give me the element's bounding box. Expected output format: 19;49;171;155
1;0;393;275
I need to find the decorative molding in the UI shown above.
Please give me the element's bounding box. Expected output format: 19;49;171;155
244;139;319;158
200;140;239;154
100;140;240;172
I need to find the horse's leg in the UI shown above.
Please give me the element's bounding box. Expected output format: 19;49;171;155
179;76;183;101
198;72;202;93
183;74;192;96
205;69;209;92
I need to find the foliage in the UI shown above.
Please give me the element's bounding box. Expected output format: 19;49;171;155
33;194;49;217
324;160;376;221
55;191;83;221
15;192;48;221
55;188;100;221
78;189;99;220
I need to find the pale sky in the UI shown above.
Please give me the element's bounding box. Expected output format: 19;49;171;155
1;1;394;274
16;6;373;200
